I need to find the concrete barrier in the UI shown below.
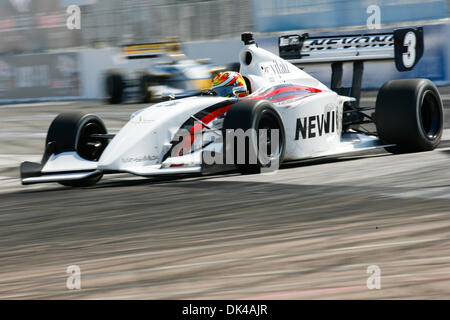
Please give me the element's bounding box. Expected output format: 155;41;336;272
0;22;449;103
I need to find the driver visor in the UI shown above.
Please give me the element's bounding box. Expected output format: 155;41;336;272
212;85;234;97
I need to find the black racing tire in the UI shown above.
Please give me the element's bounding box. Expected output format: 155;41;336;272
375;78;443;154
105;72;124;104
140;74;155;103
223;100;286;174
46;112;108;187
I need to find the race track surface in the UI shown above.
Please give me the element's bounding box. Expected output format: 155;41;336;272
0;88;450;299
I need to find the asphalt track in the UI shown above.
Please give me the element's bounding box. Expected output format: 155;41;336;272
0;88;450;299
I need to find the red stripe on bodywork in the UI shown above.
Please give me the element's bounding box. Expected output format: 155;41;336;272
245;86;322;101
195;104;232;129
177;104;232;155
270;93;316;103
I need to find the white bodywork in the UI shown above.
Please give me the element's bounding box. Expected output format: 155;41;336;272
22;42;391;184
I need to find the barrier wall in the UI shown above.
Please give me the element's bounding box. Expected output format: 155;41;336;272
0;47;165;102
0;52;81;103
0;22;449;103
252;0;449;32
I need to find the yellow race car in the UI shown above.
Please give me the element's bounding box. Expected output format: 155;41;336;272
105;39;227;104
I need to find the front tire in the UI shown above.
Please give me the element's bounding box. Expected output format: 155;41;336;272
375;79;443;154
46;112;108;187
223;100;286;174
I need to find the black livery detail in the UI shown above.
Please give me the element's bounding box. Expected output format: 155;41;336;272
295;111;337;140
393;27;424;72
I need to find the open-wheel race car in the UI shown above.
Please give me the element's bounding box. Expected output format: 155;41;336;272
105;40;225;104
21;29;444;187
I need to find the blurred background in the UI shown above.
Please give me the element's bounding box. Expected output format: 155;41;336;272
0;0;449;102
1;1;450;300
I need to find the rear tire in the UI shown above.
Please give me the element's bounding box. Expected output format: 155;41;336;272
223;100;286;174
46;112;108;187
140;73;155;103
105;72;124;104
375;79;443;154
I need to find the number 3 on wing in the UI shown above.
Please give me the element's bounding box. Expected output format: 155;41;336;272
402;31;416;68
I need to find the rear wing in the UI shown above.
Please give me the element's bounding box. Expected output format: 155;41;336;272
279;27;424;105
121;40;182;59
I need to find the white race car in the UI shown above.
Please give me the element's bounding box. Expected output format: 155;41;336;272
21;30;444;187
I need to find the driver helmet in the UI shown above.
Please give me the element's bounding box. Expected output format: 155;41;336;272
211;71;248;97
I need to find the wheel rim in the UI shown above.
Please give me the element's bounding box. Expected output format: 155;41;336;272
77;122;107;161
420;90;441;140
257;112;282;160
